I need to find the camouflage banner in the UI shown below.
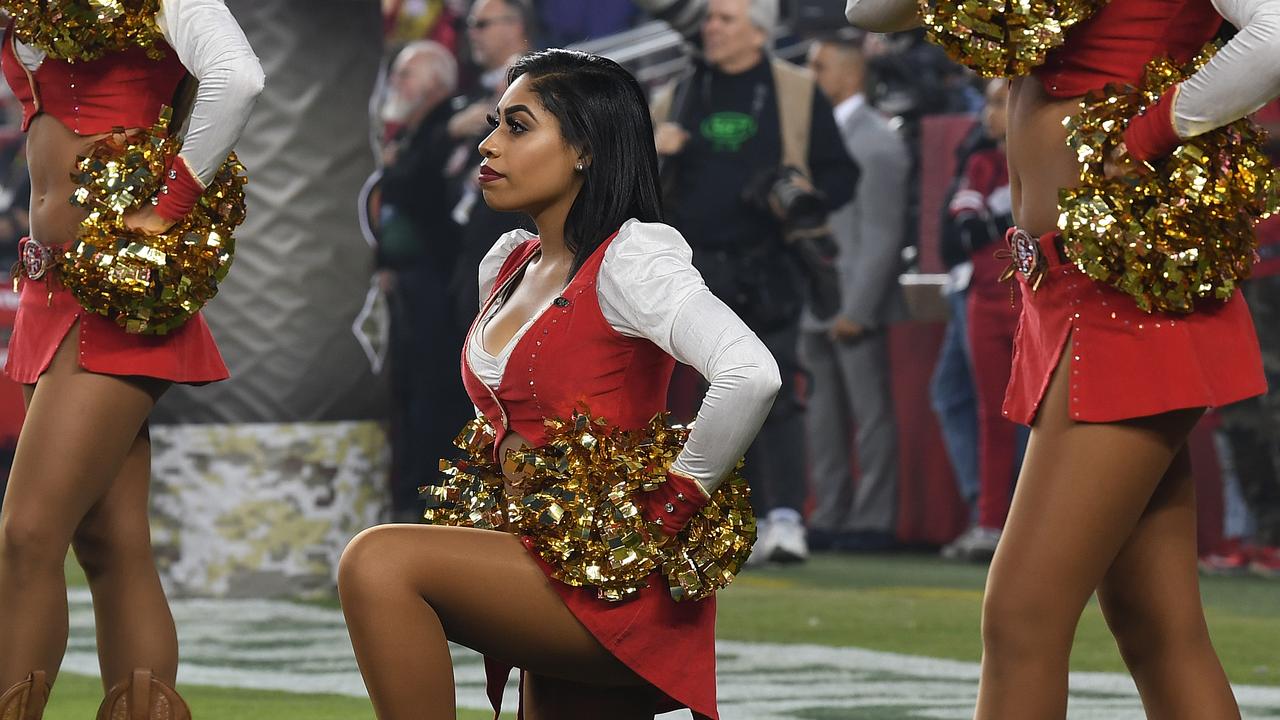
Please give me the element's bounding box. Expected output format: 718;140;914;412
150;421;389;600
139;1;392;599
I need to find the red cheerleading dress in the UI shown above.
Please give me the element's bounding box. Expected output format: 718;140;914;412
461;233;718;720
1001;0;1267;425
1;30;229;385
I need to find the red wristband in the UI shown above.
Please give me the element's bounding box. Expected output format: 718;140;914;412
152;155;205;221
1122;86;1183;164
641;471;710;537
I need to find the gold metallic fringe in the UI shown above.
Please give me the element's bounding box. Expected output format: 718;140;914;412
1;0;165;62
60;107;247;335
425;411;756;603
1059;45;1280;314
919;0;1105;78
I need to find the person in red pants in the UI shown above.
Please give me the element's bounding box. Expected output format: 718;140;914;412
940;80;1027;561
1200;99;1280;579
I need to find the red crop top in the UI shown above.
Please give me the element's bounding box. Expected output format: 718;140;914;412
1;29;187;136
1033;0;1223;98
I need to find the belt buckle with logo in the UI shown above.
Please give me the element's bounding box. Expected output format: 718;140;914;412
20;240;56;281
1010;228;1047;291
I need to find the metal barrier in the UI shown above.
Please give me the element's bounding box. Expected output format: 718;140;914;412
569;19;813;90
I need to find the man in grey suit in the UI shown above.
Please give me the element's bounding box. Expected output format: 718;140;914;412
801;36;910;551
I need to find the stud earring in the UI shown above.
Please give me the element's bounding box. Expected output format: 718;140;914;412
575;162;585;172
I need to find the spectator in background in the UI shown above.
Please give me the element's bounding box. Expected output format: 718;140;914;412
938;79;1027;562
1201;101;1280;579
653;0;857;564
445;0;536;330
862;29;983;275
376;41;474;521
454;0;533;110
799;36;908;553
0;87;25;510
862;29;980;118
929;120;984;539
539;0;639;46
0;89;27;269
383;0;460;53
0;148;27;269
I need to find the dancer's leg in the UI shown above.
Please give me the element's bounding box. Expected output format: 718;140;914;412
1096;445;1239;718
339;525;653;720
975;340;1204;718
72;425;179;690
0;325;165;688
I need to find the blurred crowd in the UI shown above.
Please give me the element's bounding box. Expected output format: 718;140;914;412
0;93;28;271
370;0;1280;579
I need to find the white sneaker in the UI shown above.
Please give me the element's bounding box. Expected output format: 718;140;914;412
768;514;809;564
745;519;774;567
940;525;1001;562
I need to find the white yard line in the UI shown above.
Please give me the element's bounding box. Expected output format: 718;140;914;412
61;589;1280;719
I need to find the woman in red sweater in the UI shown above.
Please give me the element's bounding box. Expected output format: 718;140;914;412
338;49;778;719
848;0;1279;716
0;2;262;716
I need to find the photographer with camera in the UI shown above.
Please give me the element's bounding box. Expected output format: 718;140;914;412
652;0;858;564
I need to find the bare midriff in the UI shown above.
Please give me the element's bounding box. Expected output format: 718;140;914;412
25;114;139;248
1007;76;1086;237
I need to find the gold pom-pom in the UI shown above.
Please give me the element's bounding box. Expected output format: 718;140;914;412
59;108;248;335
1059;46;1280;314
1;0;165;62
425;411;756;603
919;0;1106;78
423;420;508;530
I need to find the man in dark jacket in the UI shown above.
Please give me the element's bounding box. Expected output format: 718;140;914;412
654;0;858;564
376;40;473;521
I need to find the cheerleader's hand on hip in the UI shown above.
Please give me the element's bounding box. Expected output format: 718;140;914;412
123;206;178;236
640;470;711;537
1103;141;1151;180
499;431;534;499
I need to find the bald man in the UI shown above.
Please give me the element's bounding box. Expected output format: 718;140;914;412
800;38;910;552
377;40;474;522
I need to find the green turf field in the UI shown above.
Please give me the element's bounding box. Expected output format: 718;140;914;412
43;675;419;720
43;552;1278;719
723;554;1280;687
48;560;495;719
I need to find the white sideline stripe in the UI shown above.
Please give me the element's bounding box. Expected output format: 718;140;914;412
62;589;1280;719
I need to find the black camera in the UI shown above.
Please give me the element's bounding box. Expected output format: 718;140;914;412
743;166;841;320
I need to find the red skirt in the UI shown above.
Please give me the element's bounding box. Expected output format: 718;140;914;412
484;535;718;720
1002;229;1266;425
5;270;229;385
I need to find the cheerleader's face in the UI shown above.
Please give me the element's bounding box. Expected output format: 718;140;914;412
477;75;585;216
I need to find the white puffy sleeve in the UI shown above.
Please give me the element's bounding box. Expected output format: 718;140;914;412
597;220;782;494
477;229;536;307
1173;0;1280;138
157;0;265;184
